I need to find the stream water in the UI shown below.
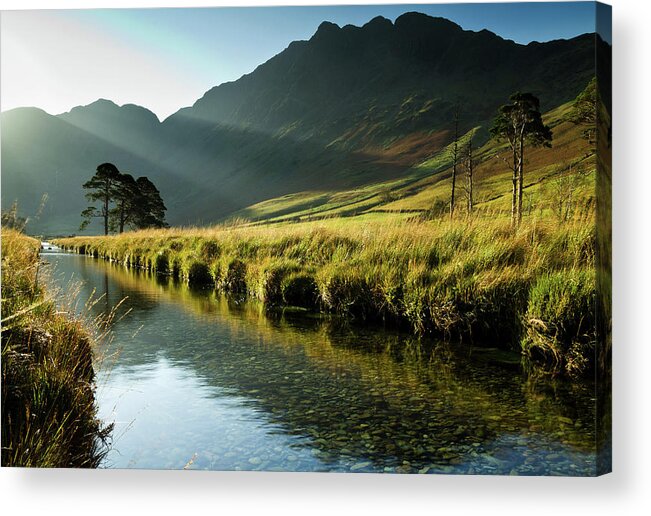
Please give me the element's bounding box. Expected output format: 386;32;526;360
42;251;598;475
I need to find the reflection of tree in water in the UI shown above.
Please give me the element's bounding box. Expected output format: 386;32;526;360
59;255;166;317
46;254;599;474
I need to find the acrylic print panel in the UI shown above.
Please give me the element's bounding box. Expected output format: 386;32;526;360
0;2;611;475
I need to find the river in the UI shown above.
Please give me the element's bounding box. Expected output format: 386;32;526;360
41;251;598;475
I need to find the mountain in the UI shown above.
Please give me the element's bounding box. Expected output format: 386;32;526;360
180;13;595;145
0;12;608;235
58;99;162;156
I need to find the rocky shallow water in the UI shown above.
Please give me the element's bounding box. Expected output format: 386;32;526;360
43;252;599;475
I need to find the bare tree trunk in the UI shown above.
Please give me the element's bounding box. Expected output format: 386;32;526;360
451;153;457;217
103;186;109;236
467;137;473;214
450;106;459;218
118;202;126;234
517;130;525;225
511;145;518;226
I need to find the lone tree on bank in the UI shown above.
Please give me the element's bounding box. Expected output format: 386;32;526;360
490;92;552;226
81;163;167;234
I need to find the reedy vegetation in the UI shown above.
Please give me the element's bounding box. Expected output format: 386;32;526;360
55;213;596;377
1;229;110;467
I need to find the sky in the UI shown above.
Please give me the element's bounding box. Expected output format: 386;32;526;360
0;1;605;120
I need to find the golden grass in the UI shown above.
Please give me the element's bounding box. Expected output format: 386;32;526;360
55;211;597;376
1;228;111;467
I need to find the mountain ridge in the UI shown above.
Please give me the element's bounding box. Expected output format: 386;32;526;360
0;13;596;123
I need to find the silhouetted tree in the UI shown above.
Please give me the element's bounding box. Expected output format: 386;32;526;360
80;163;167;233
134;177;168;229
490;92;552;226
110;173;139;233
80;163;122;234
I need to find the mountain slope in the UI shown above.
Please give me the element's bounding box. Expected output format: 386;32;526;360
230;99;595;225
58;99;162;157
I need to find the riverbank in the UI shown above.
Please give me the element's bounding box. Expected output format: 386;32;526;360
55;215;597;377
1;228;109;467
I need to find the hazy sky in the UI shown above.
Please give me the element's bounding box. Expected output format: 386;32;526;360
1;2;602;120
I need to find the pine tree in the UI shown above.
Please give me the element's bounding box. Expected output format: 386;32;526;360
80;163;122;234
80;164;167;233
134;177;168;229
110;173;140;234
490;93;552;226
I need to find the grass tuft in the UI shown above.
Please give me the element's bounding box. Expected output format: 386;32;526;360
1;228;111;467
522;269;596;376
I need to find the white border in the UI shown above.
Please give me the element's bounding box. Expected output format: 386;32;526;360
1;1;650;515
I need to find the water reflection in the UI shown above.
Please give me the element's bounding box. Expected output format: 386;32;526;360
43;253;598;475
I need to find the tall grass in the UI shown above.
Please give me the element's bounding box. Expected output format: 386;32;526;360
1;228;111;467
55;213;597;376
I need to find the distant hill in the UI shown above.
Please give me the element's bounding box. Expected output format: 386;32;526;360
0;12;608;235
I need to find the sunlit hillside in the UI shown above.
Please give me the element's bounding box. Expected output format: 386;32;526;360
234;100;594;225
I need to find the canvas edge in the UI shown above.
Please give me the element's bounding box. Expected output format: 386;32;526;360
595;0;612;477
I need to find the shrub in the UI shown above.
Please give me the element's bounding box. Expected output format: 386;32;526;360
171;258;182;278
470;269;530;347
258;261;301;305
200;240;221;260
402;266;434;334
317;265;376;319
376;268;405;322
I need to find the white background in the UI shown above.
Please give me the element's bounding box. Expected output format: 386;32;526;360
1;0;649;514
